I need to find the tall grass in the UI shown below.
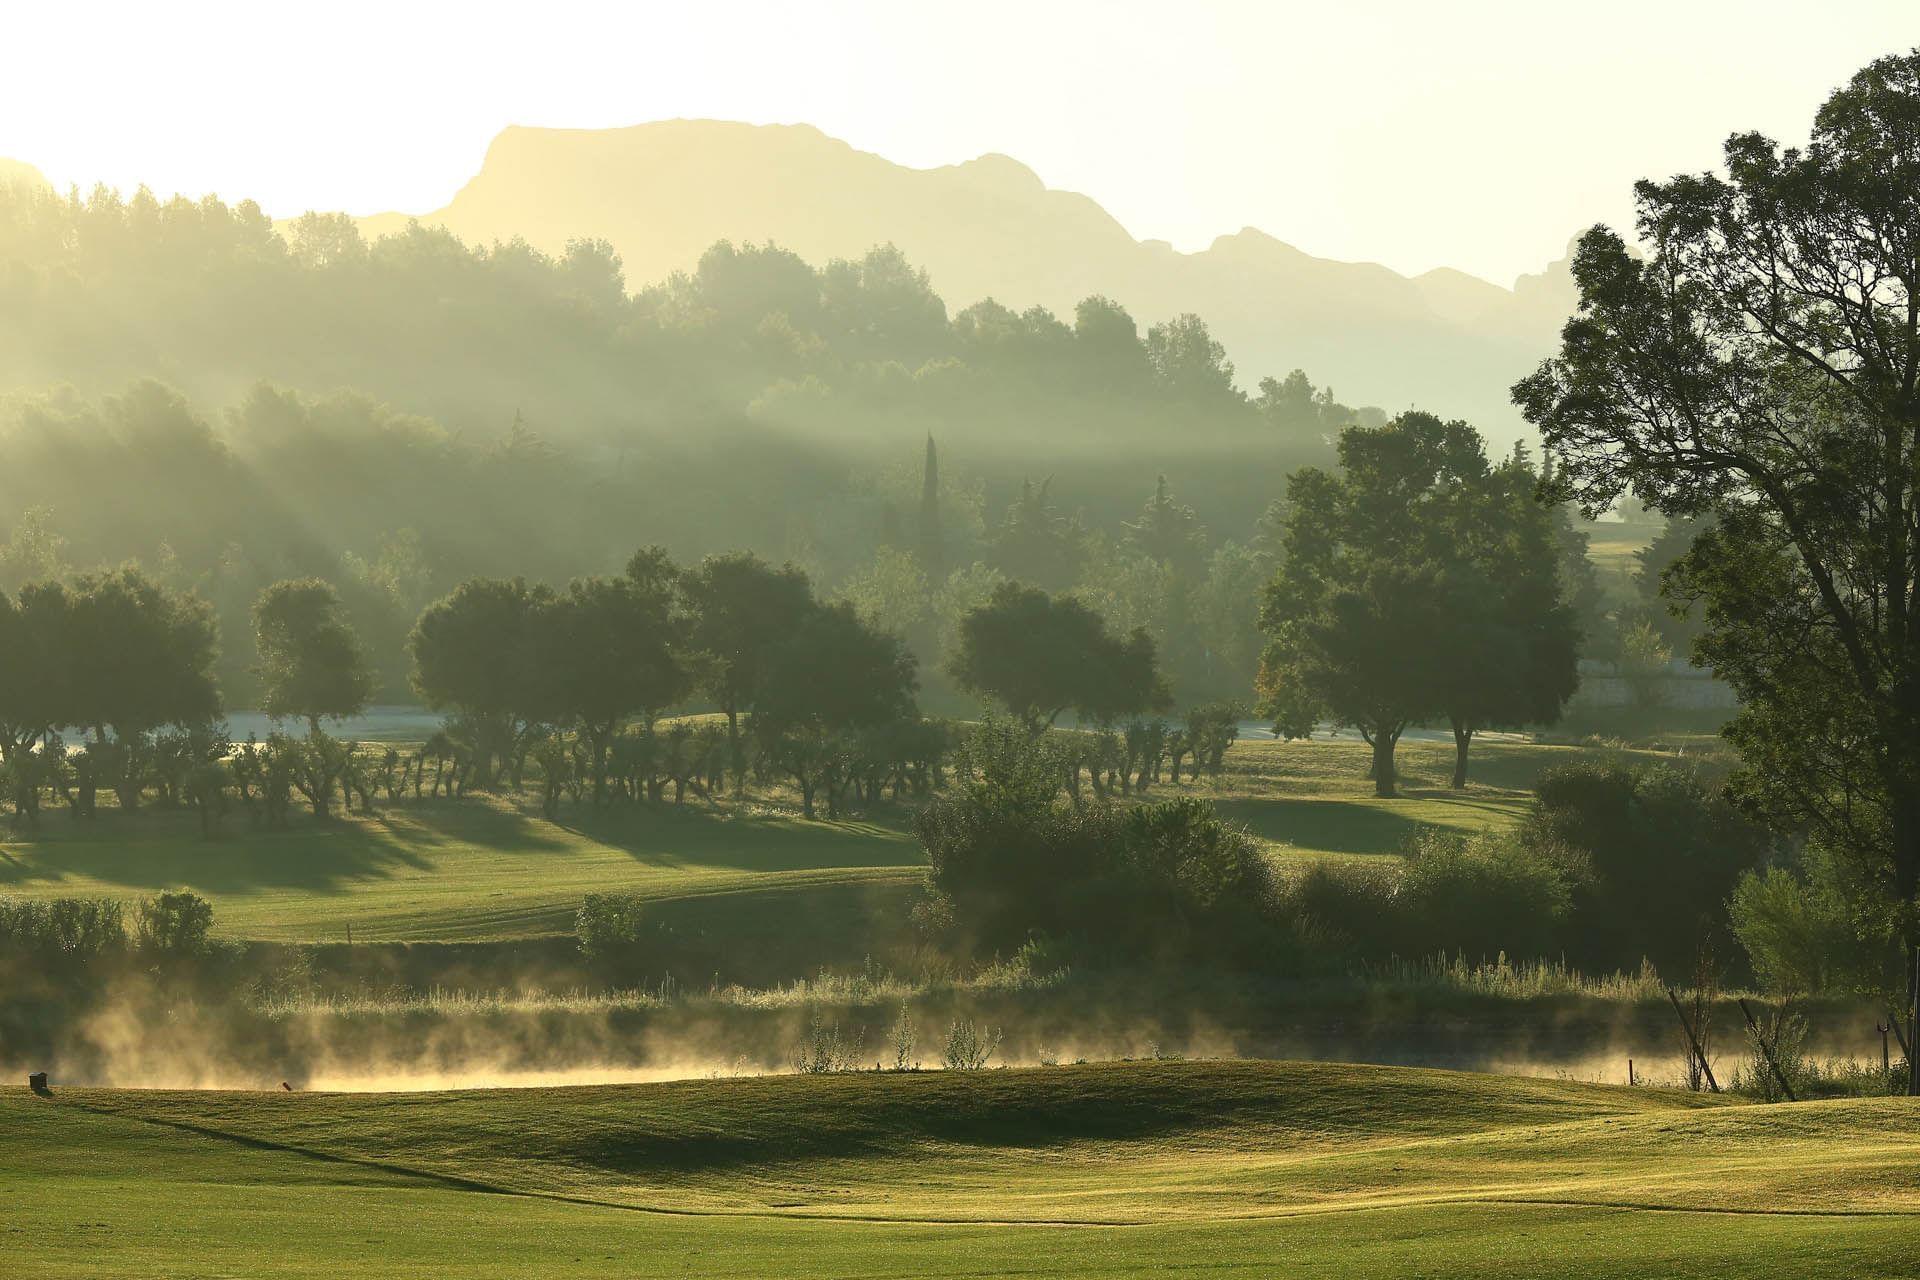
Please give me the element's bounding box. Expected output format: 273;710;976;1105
1355;953;1671;1001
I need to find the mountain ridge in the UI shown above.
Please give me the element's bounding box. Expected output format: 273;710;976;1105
344;119;1575;439
5;122;1580;439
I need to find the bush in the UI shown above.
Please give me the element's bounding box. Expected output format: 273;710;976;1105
0;896;126;967
918;725;1279;963
1274;834;1572;966
1730;846;1900;998
575;892;649;967
133;891;215;959
791;1008;866;1074
1396;831;1573;960
942;1018;1001;1071
1523;759;1769;971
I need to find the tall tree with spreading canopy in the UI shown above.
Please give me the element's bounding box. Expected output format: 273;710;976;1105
1429;450;1582;788
253;578;375;734
542;548;695;806
64;567;221;811
754;602;919;819
681;551;817;793
1258;412;1509;796
949;582;1169;734
409;576;556;785
1511;51;1920;1085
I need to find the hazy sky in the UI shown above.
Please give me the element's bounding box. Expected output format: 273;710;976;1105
6;1;1914;284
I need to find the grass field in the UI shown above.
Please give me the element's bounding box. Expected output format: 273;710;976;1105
6;1058;1915;1278
0;736;1674;943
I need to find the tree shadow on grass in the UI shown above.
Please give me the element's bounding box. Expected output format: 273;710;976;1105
1213;798;1431;857
0;797;571;897
551;802;918;875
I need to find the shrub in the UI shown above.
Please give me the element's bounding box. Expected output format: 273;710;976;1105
1523;759;1770;971
942;1018;1001;1071
1730;846;1900;998
790;1008;866;1074
1274;835;1572;966
0;896;126;966
576;892;649;966
133;891;215;959
1395;831;1573;961
1278;861;1399;958
919;728;1279;963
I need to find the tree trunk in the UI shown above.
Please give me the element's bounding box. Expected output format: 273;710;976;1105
1909;937;1919;1097
726;705;744;797
591;726;611;808
1371;725;1397;798
1449;717;1474;790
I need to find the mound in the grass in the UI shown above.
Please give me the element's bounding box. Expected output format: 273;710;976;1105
8;1060;1920;1278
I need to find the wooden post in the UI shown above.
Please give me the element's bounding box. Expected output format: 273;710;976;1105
1627;1058;1635;1086
1737;997;1797;1103
1666;984;1720;1093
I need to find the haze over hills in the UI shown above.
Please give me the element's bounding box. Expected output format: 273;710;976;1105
352;120;1582;440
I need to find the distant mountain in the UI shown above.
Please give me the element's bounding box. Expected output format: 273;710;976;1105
349;121;1581;441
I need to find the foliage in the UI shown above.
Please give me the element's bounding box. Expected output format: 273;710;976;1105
1730;845;1902;999
0;896;125;966
917;724;1275;962
253;578;375;731
791;1008;867;1074
1512;53;1920;1055
1259;412;1576;796
948;582;1168;733
133;891;215;959
1522;759;1770;972
409;577;555;784
1278;834;1574;965
575;892;651;970
941;1018;1002;1071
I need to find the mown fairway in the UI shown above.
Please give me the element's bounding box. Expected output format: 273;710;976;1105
0;799;920;942
6;1059;1915;1279
1210;735;1675;867
0;737;1677;942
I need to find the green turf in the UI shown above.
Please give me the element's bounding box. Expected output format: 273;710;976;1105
6;1059;1914;1278
1209;736;1667;865
0;797;921;942
0;737;1679;941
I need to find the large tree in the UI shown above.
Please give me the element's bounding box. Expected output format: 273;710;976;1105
1259;412;1574;796
1511;52;1920;1080
542;549;695;807
753;601;919;819
253;578;375;734
64;567;221;811
681;551;817;793
409;576;556;785
1430;452;1581;788
0;582;68;765
948;582;1169;734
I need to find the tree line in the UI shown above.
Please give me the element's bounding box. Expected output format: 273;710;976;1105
0;402;1586;825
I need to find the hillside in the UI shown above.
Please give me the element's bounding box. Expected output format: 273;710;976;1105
350;120;1579;441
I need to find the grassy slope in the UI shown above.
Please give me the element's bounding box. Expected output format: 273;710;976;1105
1212;736;1670;867
0;738;1673;942
6;1059;1915;1278
0;799;920;942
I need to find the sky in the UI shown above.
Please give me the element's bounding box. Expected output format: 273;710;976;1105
5;1;1915;285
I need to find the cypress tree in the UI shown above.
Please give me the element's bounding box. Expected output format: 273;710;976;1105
917;433;944;578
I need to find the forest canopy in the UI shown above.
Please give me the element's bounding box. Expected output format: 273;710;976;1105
0;178;1387;708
